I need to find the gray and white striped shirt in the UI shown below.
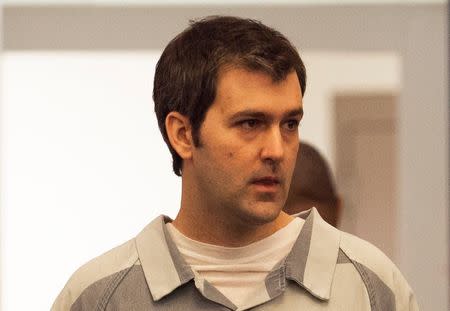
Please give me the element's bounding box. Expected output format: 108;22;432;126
52;208;419;311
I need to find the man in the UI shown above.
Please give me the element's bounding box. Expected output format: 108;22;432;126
284;142;341;227
52;16;418;310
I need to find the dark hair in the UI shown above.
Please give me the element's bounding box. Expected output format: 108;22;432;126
153;15;306;176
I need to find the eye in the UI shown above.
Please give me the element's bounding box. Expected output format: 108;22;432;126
283;119;300;131
239;119;261;130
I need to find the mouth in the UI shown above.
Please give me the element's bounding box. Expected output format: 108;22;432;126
250;176;281;192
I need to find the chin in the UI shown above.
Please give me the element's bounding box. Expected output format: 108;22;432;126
239;201;283;226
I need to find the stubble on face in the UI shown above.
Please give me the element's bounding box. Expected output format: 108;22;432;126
189;69;302;229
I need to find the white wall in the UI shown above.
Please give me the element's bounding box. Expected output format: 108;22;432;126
1;52;182;311
0;51;400;310
301;51;400;170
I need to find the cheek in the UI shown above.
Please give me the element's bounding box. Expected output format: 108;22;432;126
285;153;298;181
288;144;300;166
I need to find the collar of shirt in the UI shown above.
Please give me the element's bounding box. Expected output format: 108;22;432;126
135;207;341;307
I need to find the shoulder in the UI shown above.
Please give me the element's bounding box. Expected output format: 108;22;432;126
51;238;139;311
339;230;419;310
339;230;395;283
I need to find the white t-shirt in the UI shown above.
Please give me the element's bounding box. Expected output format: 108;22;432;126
166;217;304;308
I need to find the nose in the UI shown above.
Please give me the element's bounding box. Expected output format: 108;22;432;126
260;127;285;164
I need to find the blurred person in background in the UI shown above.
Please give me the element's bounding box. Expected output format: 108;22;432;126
52;16;418;311
284;142;341;227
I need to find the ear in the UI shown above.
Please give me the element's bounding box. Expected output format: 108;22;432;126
165;111;194;160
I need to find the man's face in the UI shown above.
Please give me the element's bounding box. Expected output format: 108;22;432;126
190;68;303;226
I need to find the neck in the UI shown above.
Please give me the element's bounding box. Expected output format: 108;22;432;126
171;177;293;247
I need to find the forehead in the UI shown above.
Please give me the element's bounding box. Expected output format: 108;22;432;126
213;68;302;115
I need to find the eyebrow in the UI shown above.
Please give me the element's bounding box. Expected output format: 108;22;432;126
286;108;304;119
229;107;304;121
